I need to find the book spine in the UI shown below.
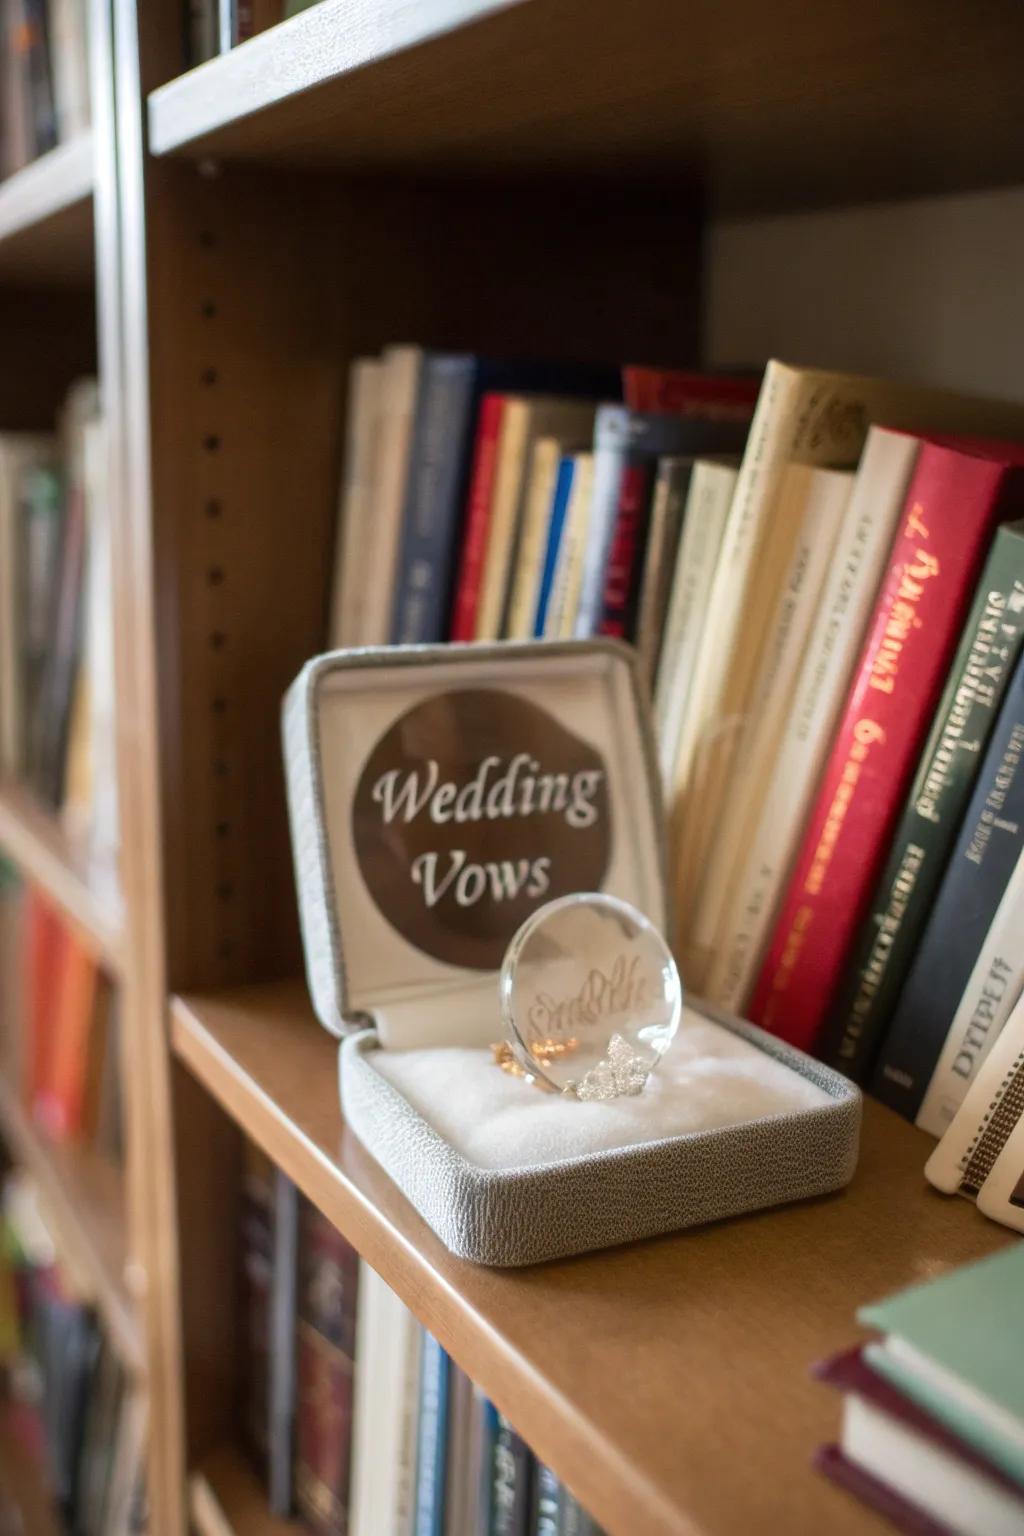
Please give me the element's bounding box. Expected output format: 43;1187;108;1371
391;359;476;645
505;439;561;640
492;1415;530;1536
873;651;1024;1119
533;457;575;638
750;448;1012;1052
268;1171;298;1516
622;367;758;419
633;458;689;688
450;395;504;641
821;523;1024;1078
531;1463;559;1536
415;1333;449;1536
596;461;654;640
545;455;593;640
572;411;627;637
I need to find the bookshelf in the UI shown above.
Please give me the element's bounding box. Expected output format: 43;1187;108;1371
0;0;1016;1531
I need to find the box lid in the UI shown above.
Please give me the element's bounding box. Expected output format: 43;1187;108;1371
283;640;668;1049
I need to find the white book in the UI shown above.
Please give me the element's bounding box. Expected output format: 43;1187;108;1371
664;363;1024;954
690;463;852;980
654;459;736;785
348;1263;422;1536
49;0;91;141
544;452;594;640
916;845;1024;1138
706;426;921;1012
571;404;630;637
0;434;58;780
503;436;563;640
357;346;423;645
329;356;384;648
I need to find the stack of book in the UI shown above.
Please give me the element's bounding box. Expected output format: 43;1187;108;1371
0;380;119;877
327;348;1024;1131
239;1151;605;1534
817;1244;1024;1535
0;1170;146;1533
0;0;90;175
0;870;121;1156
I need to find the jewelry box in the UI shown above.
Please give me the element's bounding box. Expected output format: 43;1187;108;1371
283;640;861;1267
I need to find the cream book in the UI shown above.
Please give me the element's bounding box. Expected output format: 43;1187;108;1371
544;452;594;640
688;463;853;983
474;396;595;640
705;427;923;1012
357;345;423;644
348;1262;422;1536
504;436;564;639
916;846;1024;1139
654;458;736;784
665;362;1024;957
329;356;384;648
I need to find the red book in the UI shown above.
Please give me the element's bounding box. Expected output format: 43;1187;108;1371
622;366;758;419
749;440;1024;1052
597;461;654;638
448;392;506;640
22;890;65;1115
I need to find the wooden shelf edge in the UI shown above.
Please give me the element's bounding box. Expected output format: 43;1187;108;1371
0;134;93;244
147;0;514;157
0;782;125;975
0;1074;143;1375
189;1448;301;1536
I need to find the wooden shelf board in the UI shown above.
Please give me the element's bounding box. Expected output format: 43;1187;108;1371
0;782;124;975
171;978;1012;1536
147;0;1024;213
189;1447;301;1536
0;134;94;286
0;1074;143;1375
0;1401;59;1535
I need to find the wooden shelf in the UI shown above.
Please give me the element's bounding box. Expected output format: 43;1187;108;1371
0;1401;59;1535
146;0;1024;213
0;1075;143;1375
171;978;1012;1536
189;1447;301;1535
0;134;94;286
0;782;124;976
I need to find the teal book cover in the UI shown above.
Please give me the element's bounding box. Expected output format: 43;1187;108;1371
859;1243;1024;1486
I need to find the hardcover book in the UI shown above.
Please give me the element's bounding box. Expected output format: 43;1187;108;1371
750;440;1024;1053
823;519;1024;1080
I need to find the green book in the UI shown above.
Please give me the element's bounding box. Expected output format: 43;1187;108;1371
821;518;1024;1079
859;1244;1024;1488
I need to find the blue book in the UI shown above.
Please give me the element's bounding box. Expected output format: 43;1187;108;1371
415;1331;450;1536
532;455;576;637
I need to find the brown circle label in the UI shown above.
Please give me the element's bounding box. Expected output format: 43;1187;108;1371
351;687;611;969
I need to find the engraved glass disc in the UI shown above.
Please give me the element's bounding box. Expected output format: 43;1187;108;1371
498;893;682;1100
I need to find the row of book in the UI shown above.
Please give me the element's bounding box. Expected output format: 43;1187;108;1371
0;1170;146;1533
818;1242;1023;1536
241;1147;604;1534
0;867;122;1156
0;0;89;176
0;380;120;879
326;346;1024;1133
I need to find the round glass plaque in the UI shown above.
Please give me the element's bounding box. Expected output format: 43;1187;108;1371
498;893;682;1100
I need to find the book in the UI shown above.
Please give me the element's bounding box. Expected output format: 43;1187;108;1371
35;927;101;1141
450;393;507;641
475;396;596;641
469;1387;496;1536
18;462;64;791
531;1462;559;1536
0;434;57;779
574;406;747;639
816;1347;1024;1536
443;1364;475;1536
749;439;1024;1053
632;457;691;687
269;1169;298;1516
665;364;1024;959
22;888;64;1116
505;436;569;640
704;426;922;1013
532;454;576;639
358;345;424;644
821;519;1024;1079
294;1201;360;1536
859;1244;1024;1489
492;1413;530;1536
391;353;479;645
543;453;594;640
240;1141;273;1470
873;644;1024;1120
688;462;853;985
329;357;383;649
621;366;758;420
414;1331;449;1536
48;0;90;141
653;457;736;783
349;1263;422;1536
925;990;1024;1198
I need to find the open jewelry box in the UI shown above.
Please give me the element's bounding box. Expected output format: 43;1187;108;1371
283;640;861;1267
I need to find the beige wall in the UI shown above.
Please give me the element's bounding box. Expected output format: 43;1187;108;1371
704;186;1024;402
